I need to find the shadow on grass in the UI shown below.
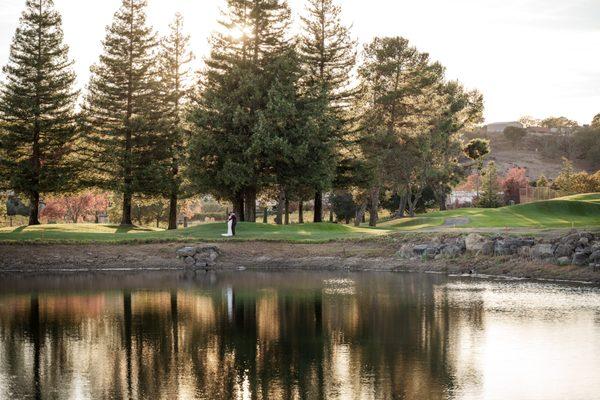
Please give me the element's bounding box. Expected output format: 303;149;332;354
11;226;27;234
114;224;158;234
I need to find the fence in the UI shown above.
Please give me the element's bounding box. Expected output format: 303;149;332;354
519;186;565;204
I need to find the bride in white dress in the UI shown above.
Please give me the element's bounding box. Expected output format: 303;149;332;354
222;213;234;237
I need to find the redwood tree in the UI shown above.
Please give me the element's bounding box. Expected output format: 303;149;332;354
0;0;78;225
82;0;165;226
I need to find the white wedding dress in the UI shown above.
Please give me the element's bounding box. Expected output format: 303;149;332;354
222;219;233;237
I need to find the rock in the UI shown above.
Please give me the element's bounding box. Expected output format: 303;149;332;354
531;243;554;259
396;244;415;259
424;245;442;258
578;237;590;247
465;234;485;252
441;244;463;258
177;247;197;258
572;251;590;266
413;244;429;255
184;256;195;266
480;240;495;256
518;246;532;257
494;240;516;256
557;257;571;266
589;250;600;264
554;243;574;258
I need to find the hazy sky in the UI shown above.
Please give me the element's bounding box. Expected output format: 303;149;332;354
1;0;600;124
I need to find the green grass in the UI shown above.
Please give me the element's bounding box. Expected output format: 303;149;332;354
0;221;391;244
1;193;599;244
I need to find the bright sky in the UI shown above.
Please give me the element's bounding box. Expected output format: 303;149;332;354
1;0;600;124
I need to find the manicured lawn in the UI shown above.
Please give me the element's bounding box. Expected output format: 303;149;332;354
1;193;598;243
0;221;391;244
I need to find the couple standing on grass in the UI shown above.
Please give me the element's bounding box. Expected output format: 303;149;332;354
222;212;238;237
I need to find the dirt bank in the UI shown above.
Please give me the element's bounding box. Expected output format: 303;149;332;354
1;237;599;284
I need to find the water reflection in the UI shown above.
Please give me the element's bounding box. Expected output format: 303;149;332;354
0;272;599;399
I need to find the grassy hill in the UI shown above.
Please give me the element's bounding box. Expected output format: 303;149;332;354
1;194;599;243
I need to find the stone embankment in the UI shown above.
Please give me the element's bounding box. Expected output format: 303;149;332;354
397;230;600;269
176;245;221;269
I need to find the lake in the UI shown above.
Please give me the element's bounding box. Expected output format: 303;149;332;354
0;271;599;400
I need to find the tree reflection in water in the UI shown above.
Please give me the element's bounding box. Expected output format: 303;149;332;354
0;271;598;399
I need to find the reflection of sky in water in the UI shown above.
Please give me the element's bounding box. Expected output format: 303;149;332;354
0;272;599;400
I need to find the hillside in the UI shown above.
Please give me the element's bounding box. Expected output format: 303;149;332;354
464;131;593;179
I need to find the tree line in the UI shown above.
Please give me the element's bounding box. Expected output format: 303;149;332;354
0;0;486;228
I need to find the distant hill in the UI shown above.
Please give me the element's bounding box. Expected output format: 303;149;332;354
464;130;594;179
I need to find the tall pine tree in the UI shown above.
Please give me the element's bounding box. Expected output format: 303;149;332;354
82;0;164;226
188;0;292;222
299;0;356;222
0;0;78;226
159;13;193;230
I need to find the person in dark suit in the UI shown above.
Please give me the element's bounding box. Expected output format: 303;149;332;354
231;213;238;236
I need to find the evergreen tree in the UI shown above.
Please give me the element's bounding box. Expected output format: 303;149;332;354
188;0;292;222
299;0;356;222
0;0;78;226
159;13;193;230
356;36;444;224
478;161;502;208
82;0;164;226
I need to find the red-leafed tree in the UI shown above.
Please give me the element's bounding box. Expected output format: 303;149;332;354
501;167;528;204
41;192;109;223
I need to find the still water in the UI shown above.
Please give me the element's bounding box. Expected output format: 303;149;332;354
0;271;599;400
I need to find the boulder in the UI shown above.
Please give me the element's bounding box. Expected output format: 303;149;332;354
557;257;571;266
589;250;600;264
176;246;197;258
413;244;429;256
531;243;554;259
441;244;463;258
396;244;415;259
465;234;485;252
554;243;574;258
518;246;532;257
572;250;590;266
424;245;442;258
184;256;195;266
480;240;495;256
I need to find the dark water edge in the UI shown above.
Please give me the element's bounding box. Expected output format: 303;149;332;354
1;270;600;400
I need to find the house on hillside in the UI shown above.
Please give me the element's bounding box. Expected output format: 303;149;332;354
485;121;524;134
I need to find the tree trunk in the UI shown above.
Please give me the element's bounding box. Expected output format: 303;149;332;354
439;192;447;211
244;188;256;223
284;198;290;225
263;207;268;224
275;190;285;225
28;191;41;226
368;186;380;227
168;193;178;230
329;209;333;222
233;192;244;222
407;189;423;218
395;195;407;218
121;191;133;226
354;203;367;227
313;191;323;223
298;201;304;224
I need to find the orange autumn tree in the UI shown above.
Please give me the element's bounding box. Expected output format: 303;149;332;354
501;167;529;204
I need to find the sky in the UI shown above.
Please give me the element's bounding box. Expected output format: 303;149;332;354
1;0;600;125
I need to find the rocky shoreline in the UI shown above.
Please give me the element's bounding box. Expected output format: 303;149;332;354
396;230;600;269
1;230;599;285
